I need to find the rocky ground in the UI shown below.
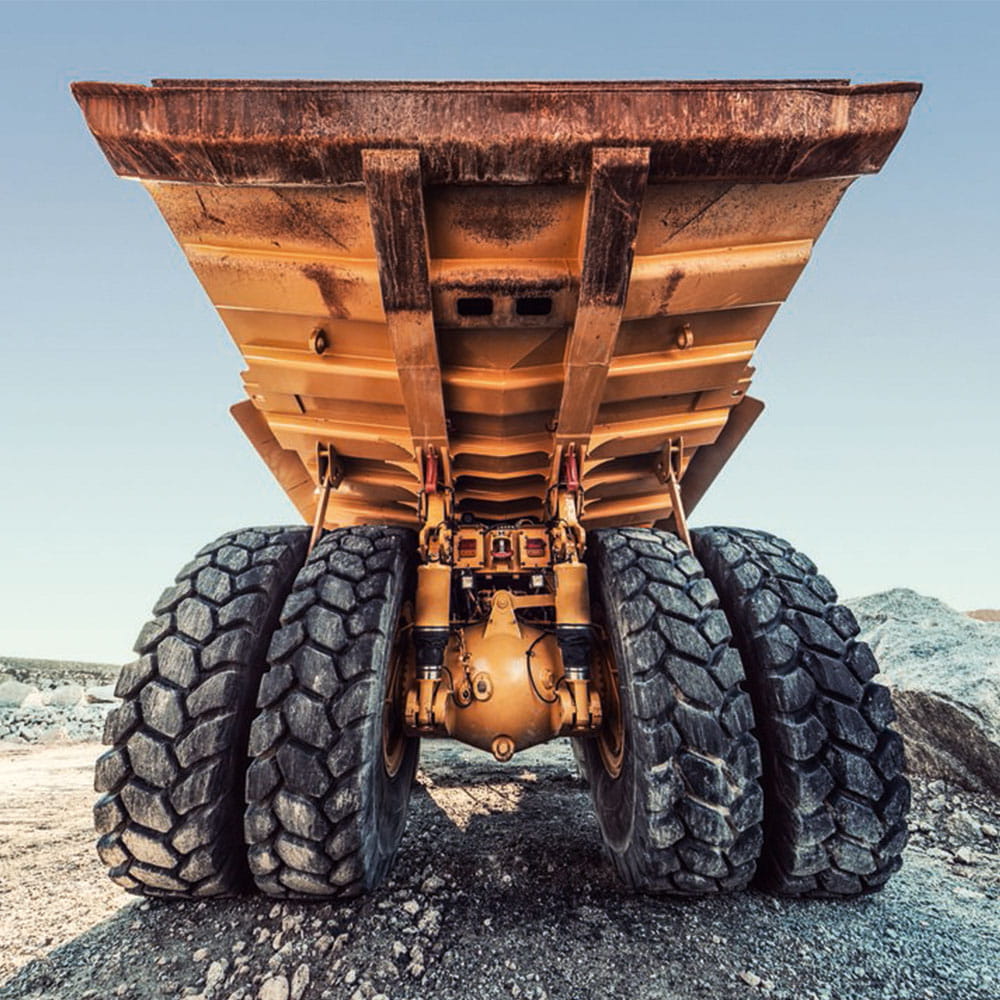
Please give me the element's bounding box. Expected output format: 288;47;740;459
1;594;999;1000
1;741;999;1000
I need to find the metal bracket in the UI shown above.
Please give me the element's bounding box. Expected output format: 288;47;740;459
655;437;692;550
547;442;584;499
417;446;454;562
308;443;344;554
546;443;586;560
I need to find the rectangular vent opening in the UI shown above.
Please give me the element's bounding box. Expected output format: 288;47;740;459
457;297;494;317
516;296;553;317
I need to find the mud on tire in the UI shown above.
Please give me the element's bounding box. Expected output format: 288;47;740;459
244;525;419;898
692;526;909;896
94;526;309;896
580;527;764;894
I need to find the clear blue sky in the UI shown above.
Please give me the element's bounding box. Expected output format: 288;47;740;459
1;1;997;664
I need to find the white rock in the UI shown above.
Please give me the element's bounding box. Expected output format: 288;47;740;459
44;684;85;707
0;680;38;707
206;959;230;992
953;884;985;900
944;810;982;842
738;970;762;987
955;845;975;864
85;684;118;703
258;977;289;1000
289;965;310;1000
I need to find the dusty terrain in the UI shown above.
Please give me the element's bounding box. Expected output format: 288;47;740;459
2;740;999;1000
2;599;1000;1000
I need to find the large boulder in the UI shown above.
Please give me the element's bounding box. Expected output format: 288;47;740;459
84;684;118;704
848;589;1000;795
0;679;38;707
42;684;85;708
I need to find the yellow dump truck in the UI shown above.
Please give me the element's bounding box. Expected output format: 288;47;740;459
74;78;920;900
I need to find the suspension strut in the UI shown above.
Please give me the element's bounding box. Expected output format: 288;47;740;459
413;447;452;726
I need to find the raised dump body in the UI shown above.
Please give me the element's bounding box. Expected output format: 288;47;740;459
73;79;919;530
77;80;921;904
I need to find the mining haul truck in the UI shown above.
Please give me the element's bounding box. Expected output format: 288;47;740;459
73;78;920;899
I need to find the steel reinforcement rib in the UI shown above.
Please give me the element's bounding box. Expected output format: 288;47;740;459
73;79;920;529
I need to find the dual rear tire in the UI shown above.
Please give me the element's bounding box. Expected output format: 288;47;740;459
95;524;417;899
580;525;908;897
96;522;907;899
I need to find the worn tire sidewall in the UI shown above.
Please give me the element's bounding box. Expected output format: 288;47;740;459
581;536;642;855
355;533;420;889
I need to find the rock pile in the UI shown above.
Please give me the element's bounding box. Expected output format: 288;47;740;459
0;668;117;744
847;588;1000;795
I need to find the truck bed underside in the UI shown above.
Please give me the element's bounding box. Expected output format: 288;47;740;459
73;80;920;529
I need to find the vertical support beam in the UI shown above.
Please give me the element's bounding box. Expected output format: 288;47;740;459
554;146;650;449
362;148;450;457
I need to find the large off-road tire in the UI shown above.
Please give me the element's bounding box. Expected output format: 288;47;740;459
244;525;419;898
691;526;909;896
580;527;764;894
94;526;309;896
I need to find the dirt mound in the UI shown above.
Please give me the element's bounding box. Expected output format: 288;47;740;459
968;610;1000;623
847;589;1000;794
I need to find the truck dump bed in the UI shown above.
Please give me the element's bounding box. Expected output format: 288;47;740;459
73;79;920;529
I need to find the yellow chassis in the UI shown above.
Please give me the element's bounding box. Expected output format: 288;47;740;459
72;79;920;761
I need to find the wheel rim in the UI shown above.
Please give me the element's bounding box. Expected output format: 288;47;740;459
593;629;625;778
381;609;412;778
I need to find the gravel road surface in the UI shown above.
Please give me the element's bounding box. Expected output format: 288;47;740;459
1;740;998;1000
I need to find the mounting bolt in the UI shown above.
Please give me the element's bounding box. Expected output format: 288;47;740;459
472;672;493;701
310;328;329;355
491;735;515;762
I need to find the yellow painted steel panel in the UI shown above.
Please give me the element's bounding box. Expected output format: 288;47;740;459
75;79;920;529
